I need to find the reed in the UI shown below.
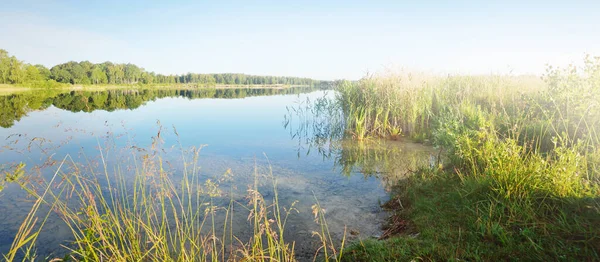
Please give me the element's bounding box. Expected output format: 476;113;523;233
340;57;600;260
3;131;342;261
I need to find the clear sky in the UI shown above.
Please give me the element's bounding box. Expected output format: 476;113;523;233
0;0;598;80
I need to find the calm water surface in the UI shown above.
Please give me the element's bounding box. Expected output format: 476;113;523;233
0;88;432;260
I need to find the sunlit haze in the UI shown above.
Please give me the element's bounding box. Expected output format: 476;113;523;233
1;0;598;80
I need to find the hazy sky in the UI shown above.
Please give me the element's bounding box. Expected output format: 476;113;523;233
0;0;598;80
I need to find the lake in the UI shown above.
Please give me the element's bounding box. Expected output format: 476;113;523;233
0;87;433;260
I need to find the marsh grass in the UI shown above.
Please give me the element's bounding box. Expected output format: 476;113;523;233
3;127;346;262
339;57;600;260
283;94;436;195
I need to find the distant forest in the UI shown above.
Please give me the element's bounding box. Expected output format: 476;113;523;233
0;49;326;87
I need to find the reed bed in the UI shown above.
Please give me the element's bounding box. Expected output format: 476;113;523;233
339;57;600;261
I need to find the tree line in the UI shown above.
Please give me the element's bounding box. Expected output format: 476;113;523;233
0;49;327;87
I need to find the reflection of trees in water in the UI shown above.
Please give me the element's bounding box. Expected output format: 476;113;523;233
284;93;434;190
0;91;56;128
0;86;320;128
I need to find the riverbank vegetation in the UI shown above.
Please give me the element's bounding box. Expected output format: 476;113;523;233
0;49;327;88
338;57;600;260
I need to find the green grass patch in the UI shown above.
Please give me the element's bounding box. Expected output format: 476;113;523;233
344;167;599;261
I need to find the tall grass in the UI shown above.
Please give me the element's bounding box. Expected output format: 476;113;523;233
338;57;600;260
3;130;346;261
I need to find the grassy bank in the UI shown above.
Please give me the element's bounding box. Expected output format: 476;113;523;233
338;57;600;260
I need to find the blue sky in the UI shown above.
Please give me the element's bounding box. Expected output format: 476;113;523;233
0;0;598;80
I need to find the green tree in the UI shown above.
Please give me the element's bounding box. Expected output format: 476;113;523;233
8;57;25;84
51;68;72;83
90;66;108;84
124;64;141;84
35;64;51;80
141;72;154;84
69;63;86;84
0;49;10;83
24;64;42;82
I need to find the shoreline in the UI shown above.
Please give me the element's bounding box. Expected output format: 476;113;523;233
0;83;312;95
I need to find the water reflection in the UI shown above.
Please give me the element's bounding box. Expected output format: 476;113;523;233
0;89;395;261
0;86;320;128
